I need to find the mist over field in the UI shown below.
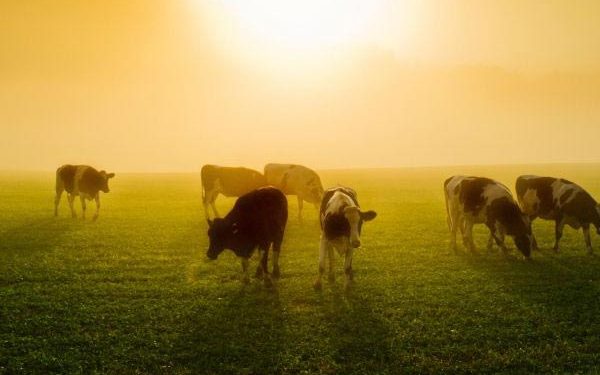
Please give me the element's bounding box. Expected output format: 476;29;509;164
2;1;600;172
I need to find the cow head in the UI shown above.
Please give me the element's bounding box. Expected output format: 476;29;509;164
343;206;377;248
304;179;324;204
206;219;241;260
513;214;533;258
99;170;115;193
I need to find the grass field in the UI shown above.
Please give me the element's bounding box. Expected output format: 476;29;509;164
2;165;600;374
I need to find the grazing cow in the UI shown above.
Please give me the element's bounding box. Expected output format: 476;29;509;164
54;164;115;220
201;165;267;219
264;163;324;222
444;176;532;258
206;187;288;287
314;186;377;290
516;175;600;253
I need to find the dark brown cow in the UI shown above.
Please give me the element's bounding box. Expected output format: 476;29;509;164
206;187;288;287
201;165;267;219
54;164;115;220
516;175;600;253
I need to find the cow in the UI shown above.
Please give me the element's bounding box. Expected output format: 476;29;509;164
444;176;532;258
264;163;324;222
201;165;267;219
54;164;115;221
206;186;288;287
314;186;377;290
516;175;600;254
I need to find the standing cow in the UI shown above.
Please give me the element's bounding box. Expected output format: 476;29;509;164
444;176;532;258
314;186;377;290
516;175;600;253
201;165;267;219
54;164;115;220
264;163;324;222
206;187;288;287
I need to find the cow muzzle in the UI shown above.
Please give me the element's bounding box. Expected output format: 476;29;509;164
351;239;361;248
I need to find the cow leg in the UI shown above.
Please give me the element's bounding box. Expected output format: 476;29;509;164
553;217;565;252
255;250;264;279
297;197;304;223
583;224;593;254
54;188;64;217
327;245;335;283
259;246;272;287
67;194;76;218
79;196;87;220
241;258;250;284
495;228;509;255
209;191;221;218
448;212;458;253
93;195;100;221
344;246;354;290
314;236;328;290
486;234;495;252
462;219;477;253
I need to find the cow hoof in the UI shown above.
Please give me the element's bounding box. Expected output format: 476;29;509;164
344;281;353;292
242;276;250;284
263;277;273;288
272;268;280;279
255;268;263;279
92;215;99;222
313;280;322;290
327;274;335;283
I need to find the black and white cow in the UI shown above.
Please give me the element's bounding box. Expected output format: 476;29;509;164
206;186;288;287
314;186;377;290
516;175;600;253
444;176;532;258
264;163;324;222
201;165;267;219
54;164;115;220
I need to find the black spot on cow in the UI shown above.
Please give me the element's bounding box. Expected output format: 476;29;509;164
459;177;495;215
323;211;351;240
58;165;77;194
516;177;557;217
562;190;600;226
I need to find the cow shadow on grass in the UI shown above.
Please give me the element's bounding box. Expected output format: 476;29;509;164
0;217;77;255
458;250;600;371
313;284;395;373
172;285;286;374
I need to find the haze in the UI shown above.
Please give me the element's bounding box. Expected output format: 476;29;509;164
2;0;600;172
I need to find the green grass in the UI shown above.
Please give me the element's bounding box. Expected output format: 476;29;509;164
2;165;600;374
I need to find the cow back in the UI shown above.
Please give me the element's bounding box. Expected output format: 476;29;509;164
202;165;267;197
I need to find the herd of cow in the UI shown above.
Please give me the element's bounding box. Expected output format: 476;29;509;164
53;163;600;289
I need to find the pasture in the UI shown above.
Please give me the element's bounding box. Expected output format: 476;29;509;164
2;165;600;374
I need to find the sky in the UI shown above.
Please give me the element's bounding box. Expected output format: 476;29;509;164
1;0;600;172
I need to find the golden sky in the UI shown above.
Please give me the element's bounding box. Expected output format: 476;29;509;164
1;0;600;171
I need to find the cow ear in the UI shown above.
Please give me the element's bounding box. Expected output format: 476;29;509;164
361;210;377;221
107;173;115;178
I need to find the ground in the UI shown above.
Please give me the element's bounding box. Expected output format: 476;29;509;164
2;165;600;374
